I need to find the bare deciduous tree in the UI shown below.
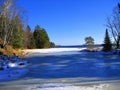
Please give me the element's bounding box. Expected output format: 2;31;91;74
107;3;120;49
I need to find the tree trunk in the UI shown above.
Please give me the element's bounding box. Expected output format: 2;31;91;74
0;44;4;48
116;36;120;49
116;41;119;49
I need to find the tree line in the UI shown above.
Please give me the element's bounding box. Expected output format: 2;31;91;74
0;0;55;49
24;25;55;49
0;0;119;51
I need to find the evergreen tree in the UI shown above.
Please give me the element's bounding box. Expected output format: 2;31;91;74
29;36;36;49
103;29;112;51
40;29;50;48
10;16;24;48
23;25;33;48
33;25;51;48
23;25;36;49
10;27;23;48
50;42;55;48
33;25;42;48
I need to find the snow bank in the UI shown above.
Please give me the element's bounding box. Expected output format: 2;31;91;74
23;83;110;90
23;48;85;54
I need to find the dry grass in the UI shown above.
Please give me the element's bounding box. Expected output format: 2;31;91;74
0;45;23;57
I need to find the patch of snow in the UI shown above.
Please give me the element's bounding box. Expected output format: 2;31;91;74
23;48;86;54
23;83;110;90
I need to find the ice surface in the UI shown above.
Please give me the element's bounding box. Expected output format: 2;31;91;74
0;69;28;81
0;56;29;82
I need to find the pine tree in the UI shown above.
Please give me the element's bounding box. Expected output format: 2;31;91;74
103;29;112;51
33;25;50;48
50;42;55;48
10;16;24;48
23;25;33;48
33;25;41;48
29;36;36;49
40;28;50;48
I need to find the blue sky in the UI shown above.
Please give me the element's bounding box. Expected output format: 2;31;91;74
19;0;119;45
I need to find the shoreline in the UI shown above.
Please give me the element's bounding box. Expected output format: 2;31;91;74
22;48;86;55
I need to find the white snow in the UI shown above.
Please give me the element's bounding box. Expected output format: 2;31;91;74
23;48;85;54
23;83;110;90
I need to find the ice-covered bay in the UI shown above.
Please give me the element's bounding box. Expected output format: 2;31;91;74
1;48;120;90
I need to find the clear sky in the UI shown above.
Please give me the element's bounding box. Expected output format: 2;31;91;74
19;0;119;45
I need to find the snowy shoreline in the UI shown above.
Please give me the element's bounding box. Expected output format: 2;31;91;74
22;48;86;54
22;47;120;56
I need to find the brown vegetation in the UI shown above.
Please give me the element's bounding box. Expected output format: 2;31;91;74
0;45;23;56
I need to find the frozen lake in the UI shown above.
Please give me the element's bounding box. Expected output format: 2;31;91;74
0;50;120;90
